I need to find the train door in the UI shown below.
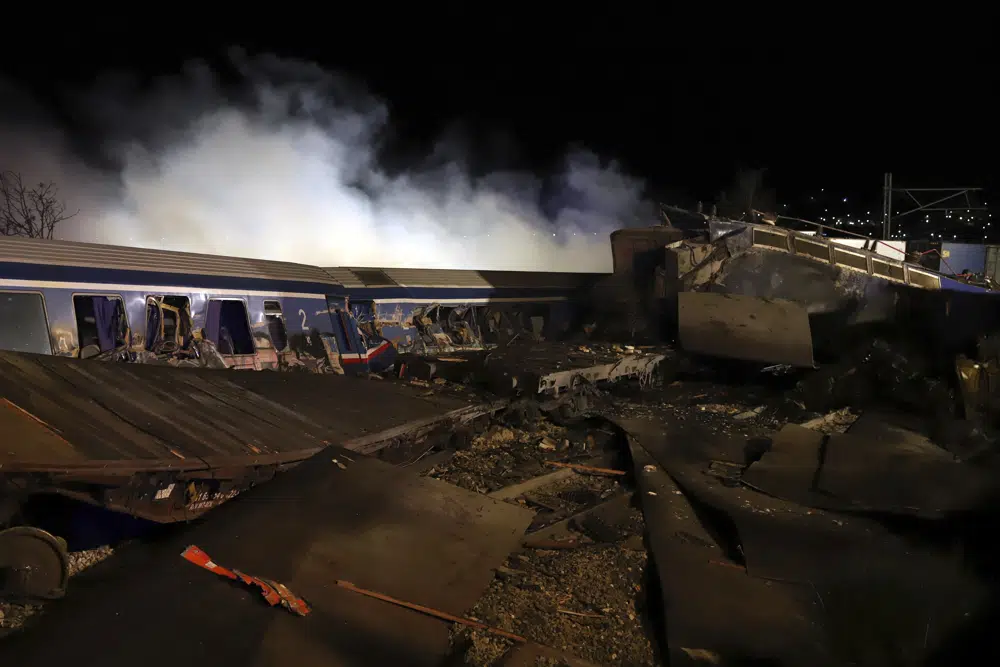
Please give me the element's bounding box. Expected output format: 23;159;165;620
325;295;368;375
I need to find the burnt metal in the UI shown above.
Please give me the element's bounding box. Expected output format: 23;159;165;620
0;350;503;523
0;526;69;600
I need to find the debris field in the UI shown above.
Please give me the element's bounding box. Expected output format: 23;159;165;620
4;336;1000;667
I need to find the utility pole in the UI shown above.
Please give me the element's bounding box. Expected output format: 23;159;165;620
881;172;893;240
882;174;985;242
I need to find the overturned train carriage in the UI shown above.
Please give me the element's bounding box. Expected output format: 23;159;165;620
0;237;605;373
328;266;602;355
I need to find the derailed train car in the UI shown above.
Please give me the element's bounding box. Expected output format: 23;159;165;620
326;266;599;355
0;237;604;373
0;237;378;373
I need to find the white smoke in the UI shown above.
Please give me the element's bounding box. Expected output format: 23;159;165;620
2;51;653;272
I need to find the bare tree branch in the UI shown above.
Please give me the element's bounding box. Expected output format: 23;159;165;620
0;170;79;239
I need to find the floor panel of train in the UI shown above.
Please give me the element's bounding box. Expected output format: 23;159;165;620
0;351;496;474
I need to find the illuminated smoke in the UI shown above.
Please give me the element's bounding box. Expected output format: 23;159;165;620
1;52;653;272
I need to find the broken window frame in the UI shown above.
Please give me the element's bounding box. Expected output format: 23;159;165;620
70;292;130;356
0;290;53;355
204;297;258;357
144;295;194;352
262;300;290;351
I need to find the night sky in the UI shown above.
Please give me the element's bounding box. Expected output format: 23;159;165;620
1;26;995;253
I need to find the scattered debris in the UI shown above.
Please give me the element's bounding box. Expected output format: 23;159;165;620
336;578;526;643
732;405;765;421
451;544;655;667
799;407;860;434
67;546;115;577
543;461;627;476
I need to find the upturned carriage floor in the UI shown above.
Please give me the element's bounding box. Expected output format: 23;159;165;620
0;350;501;475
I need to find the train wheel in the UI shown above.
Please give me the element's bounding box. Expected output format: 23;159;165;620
0;526;70;600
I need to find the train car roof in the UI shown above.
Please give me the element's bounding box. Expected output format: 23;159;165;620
0;236;336;285
325;267;607;289
0;236;609;291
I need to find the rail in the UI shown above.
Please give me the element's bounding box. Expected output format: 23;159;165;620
719;219;988;293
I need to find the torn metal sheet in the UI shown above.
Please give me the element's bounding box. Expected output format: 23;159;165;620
617;416;986;666
742;422;993;517
614;418;833;665
678;291;815;367
482;342;667;397
0;350;503;523
0;446;534;667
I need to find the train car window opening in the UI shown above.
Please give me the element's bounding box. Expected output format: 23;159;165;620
73;295;128;357
262;300;289;351
145;295;192;350
0;292;52;355
204;299;256;355
160;296;191;343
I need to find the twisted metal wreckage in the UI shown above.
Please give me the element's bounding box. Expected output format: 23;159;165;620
8;205;1000;605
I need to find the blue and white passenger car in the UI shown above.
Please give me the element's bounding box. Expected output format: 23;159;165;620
0;237;604;373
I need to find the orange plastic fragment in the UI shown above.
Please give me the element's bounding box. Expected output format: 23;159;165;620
181;545;311;616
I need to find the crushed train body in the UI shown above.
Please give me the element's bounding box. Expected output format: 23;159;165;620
0;237;603;376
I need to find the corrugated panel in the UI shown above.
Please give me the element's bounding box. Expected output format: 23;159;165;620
381;268;493;288
320;267;366;288
346;268;400;286
479;271;599;289
338;267;601;290
940;243;986;275
0;237;333;285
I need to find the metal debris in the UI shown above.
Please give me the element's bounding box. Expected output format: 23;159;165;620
181;545;311;617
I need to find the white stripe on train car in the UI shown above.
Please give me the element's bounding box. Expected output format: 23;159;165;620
0;278;326;300
0;280;572;304
370;296;569;305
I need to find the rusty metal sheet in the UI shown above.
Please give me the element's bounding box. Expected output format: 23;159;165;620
0;447;534;667
678;292;815;367
0;351;495;474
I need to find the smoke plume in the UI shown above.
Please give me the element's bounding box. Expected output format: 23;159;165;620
1;51;653;272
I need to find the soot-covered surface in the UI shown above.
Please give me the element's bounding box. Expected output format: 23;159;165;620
0;446;533;667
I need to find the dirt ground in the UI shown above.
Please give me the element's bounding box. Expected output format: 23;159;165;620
425;418;654;667
2;367;863;663
420;366;851;667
